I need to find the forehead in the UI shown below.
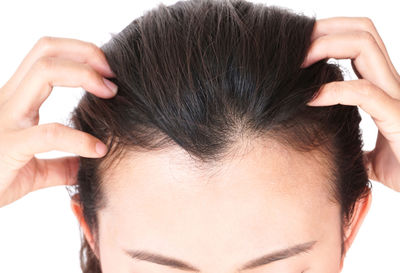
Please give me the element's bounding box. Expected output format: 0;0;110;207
101;138;334;205
98;139;340;261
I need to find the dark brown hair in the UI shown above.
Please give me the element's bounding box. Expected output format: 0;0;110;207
68;0;371;272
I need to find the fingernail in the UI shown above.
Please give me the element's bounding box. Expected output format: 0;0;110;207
103;77;118;95
95;142;108;156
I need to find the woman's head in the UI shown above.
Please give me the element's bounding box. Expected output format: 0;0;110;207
68;0;372;272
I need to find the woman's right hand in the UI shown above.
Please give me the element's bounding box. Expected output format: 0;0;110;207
0;36;118;208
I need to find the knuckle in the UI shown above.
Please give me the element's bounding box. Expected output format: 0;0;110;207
357;79;374;97
35;36;55;52
72;131;95;155
86;41;102;58
356;30;377;46
329;82;342;98
326;82;347;105
81;63;97;79
81;133;95;150
360;17;375;30
42;122;63;143
34;56;57;72
315;33;329;45
79;63;101;87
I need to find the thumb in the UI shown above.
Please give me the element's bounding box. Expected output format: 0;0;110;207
362;150;376;181
33;156;80;192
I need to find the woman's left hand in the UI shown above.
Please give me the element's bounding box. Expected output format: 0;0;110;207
301;17;400;192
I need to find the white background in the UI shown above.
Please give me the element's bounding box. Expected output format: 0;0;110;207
0;0;399;272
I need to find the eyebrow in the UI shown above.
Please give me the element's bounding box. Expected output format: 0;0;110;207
124;240;317;272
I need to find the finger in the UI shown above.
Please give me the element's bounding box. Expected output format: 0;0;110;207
307;79;400;144
1;57;118;129
309;17;400;82
301;31;400;100
9;122;108;164
31;156;80;192
1;36;115;99
362;149;378;182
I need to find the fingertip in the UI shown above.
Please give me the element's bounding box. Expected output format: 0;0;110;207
301;53;310;68
306;94;321;106
306;84;327;106
102;78;118;97
95;141;108;156
306;99;319;106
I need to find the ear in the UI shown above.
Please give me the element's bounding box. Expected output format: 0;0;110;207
70;196;98;256
339;189;372;270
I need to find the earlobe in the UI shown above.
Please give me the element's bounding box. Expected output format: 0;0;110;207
70;196;97;254
339;189;372;269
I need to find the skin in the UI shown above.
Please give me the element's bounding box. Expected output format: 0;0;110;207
0;36;117;208
0;16;398;272
84;140;369;273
